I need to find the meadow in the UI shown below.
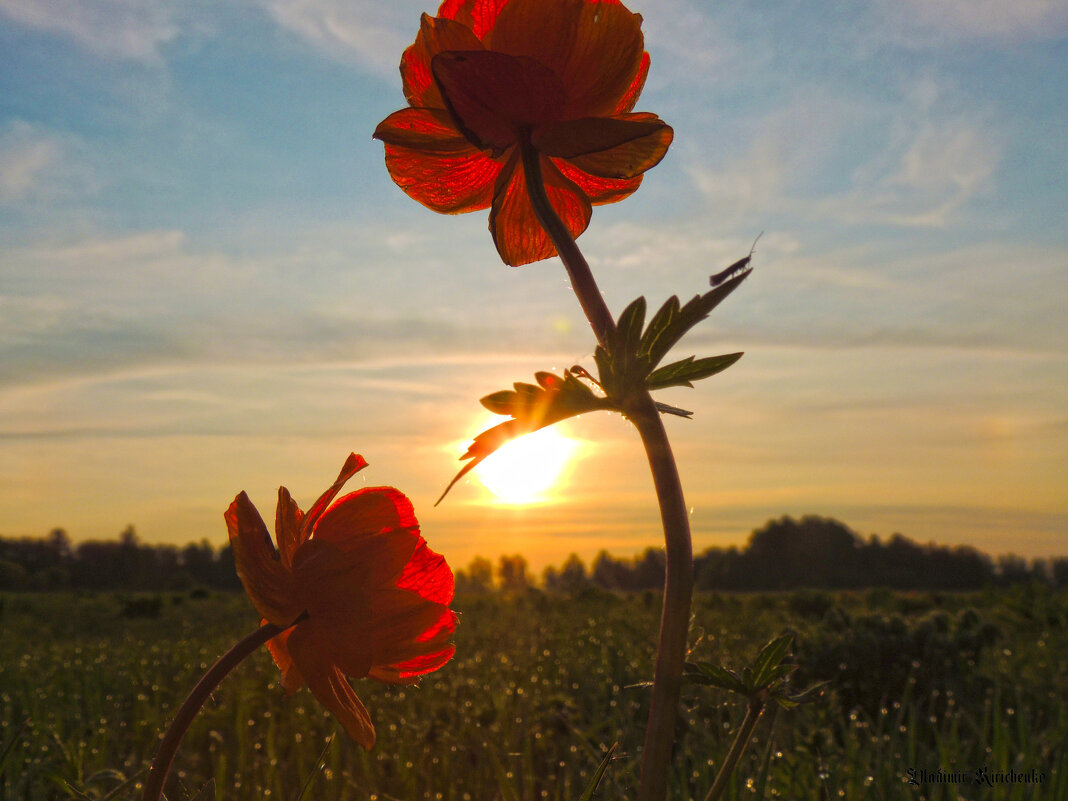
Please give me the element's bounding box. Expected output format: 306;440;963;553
1;586;1065;800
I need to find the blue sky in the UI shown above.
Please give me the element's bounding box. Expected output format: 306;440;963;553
2;0;1066;571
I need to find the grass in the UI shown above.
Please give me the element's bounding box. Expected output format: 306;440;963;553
1;586;1064;800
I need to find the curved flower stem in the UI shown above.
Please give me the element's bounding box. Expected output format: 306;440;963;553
519;138;616;350
704;699;764;801
520;138;693;801
141;619;291;801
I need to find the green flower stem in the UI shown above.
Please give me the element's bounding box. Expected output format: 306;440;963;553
141;620;289;801
521;137;693;801
704;698;765;801
518;138;617;350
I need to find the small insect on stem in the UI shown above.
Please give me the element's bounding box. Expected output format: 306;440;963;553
710;232;762;288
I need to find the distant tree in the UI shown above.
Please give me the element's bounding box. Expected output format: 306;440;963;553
456;556;494;593
558;553;589;592
633;548;665;590
497;554;529;593
591;550;630;590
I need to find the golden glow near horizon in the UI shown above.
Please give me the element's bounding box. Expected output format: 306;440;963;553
475;426;581;505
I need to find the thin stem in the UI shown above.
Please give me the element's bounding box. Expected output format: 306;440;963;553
141;620;289;801
519;139;616;349
521;137;693;801
704;699;765;801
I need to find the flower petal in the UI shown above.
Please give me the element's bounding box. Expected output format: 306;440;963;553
288;624;376;749
436;0;511;39
375;108;502;213
225;492;301;626
533;115;672;177
489;150;592;266
486;0;646;119
432;50;567;154
263;620;304;694
301;453;368;538
396;539;455;606
401;14;484;108
553;159;643;205
275;487;304;570
368;588;456;665
315;487;419;544
613;50;649;114
370;644;457;683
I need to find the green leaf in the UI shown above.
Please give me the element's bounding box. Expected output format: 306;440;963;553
638;295;680;363
777;681;829;708
645;353;744;390
437;371;614;504
644;263;752;370
683;661;749;695
615;296;646;360
576;743;618;801
750;635;793;689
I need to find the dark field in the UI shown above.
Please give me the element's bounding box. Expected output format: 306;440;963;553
1;587;1065;800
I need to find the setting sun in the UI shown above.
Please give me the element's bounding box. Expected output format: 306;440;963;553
475;427;581;505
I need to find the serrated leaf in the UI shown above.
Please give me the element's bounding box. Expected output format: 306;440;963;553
645;265;752;370
750;635;793;688
646;353;744;390
639;295;680;362
616;297;646;359
438;372;614;504
683;661;748;695
576;743;618;801
778;681;829;707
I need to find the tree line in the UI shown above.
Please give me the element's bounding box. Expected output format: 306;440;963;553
1;515;1064;593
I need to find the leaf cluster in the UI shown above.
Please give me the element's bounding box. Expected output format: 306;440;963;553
595;256;751;404
436;255;753;503
684;634;826;711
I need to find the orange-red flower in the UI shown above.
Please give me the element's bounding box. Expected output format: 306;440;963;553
374;0;673;267
225;454;456;748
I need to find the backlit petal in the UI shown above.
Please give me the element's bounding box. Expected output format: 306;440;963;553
263;620;304;694
533;115;672;178
370;644;457;683
375;108;502;213
396;539;455;606
613;50;649;114
288;625;376;749
275;487;304;570
315;486;418;542
299;454;368;539
436;0;510;38
489;150;592;266
368;588;456;662
401;14;484;108
225;492;300;626
295;517;420;596
432;50;566;154
554;159;642;205
487;0;645;119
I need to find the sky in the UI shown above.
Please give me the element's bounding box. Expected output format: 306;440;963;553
1;0;1066;573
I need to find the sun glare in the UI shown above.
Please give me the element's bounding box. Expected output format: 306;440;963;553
475;426;580;504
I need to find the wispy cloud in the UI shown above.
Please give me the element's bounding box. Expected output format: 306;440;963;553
877;0;1068;45
263;0;426;75
0;121;96;207
0;0;179;62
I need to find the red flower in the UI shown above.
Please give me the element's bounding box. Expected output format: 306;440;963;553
225;454;456;748
374;0;673;267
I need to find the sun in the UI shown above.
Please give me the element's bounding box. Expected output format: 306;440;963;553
475;426;580;504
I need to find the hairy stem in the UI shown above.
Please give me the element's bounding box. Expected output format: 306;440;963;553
141;620;290;801
521;138;693;801
519;139;616;349
704;699;764;801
